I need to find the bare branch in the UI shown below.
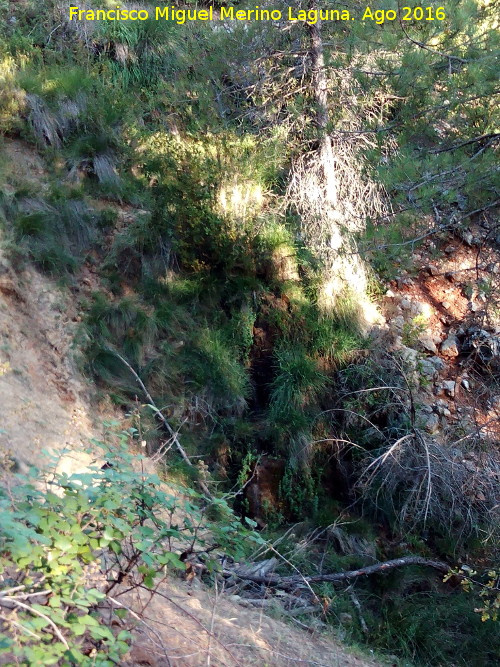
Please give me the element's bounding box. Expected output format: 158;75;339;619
0;599;69;648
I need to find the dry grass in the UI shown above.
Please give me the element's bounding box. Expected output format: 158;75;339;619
358;426;500;543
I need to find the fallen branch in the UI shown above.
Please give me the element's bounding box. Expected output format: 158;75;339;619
430;132;500;154
224;556;449;590
0;612;42;641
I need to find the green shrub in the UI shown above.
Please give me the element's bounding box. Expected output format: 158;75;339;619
269;344;328;423
13;198;98;275
372;589;500;666
0;431;264;666
182;327;251;413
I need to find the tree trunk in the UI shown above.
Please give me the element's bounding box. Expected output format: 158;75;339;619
307;4;337;207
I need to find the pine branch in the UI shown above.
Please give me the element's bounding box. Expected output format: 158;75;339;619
430;133;500;154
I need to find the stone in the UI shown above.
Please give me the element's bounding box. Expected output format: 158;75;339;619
441;336;459;357
397;277;414;288
400;297;412;310
429;356;446;372
410;301;427;316
418;334;438;354
444;245;456;254
462;231;474;246
391;335;403;350
434;400;451;415
385;289;395;298
391;316;405;331
419;359;437;378
442;380;456;397
424;413;440;434
399;346;418;366
427;264;439;276
489;396;500;410
461;378;471;390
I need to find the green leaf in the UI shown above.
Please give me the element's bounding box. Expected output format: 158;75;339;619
110;541;122;554
53;537;74;552
0;637;13;650
89;625;114;641
158;551;185;569
65;648;87;663
78;614;99;626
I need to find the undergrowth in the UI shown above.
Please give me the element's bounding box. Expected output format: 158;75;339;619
0;427;263;666
1;1;499;665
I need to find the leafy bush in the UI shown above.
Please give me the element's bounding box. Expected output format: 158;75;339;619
0;431;263;665
270;345;328;420
182;326;251;413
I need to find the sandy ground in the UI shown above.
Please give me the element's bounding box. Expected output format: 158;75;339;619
0;248;101;476
116;578;383;667
0;139;102;476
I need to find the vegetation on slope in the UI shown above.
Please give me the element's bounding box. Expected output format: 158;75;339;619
0;0;499;664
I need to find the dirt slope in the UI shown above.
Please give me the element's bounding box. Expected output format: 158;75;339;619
118;579;382;667
0;139;102;475
0;247;100;475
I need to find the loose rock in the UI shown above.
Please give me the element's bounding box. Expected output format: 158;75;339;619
429;356;446;372
424;414;440;434
441;336;459;357
442;380;456;398
418;334;438;354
